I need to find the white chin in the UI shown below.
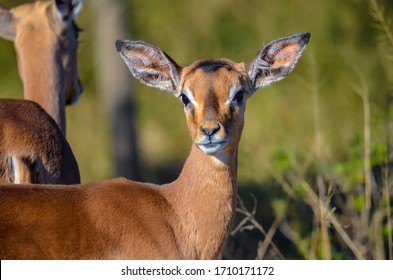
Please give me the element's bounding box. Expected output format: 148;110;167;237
198;143;226;155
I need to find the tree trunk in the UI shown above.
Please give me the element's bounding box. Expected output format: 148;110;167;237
90;0;141;180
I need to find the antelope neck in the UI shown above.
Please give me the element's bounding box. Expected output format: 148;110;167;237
163;144;238;259
19;44;65;134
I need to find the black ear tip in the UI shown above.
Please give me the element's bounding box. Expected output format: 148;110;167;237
115;40;123;52
301;32;311;44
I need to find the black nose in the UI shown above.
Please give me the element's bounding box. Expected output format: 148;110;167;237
200;124;220;136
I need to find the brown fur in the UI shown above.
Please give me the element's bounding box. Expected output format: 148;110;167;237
0;99;80;184
0;0;83;134
0;0;82;184
0;33;310;259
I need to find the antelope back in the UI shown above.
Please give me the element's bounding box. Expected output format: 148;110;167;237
0;99;80;184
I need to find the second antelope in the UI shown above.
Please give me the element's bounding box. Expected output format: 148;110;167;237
0;0;83;134
0;0;82;184
0;32;310;259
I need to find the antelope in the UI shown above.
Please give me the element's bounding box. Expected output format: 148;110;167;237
0;99;80;184
0;0;82;184
0;0;83;134
0;33;310;259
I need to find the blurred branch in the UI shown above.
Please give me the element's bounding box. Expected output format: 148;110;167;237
233;195;285;260
351;68;373;224
256;216;281;260
383;165;393;260
369;0;393;57
309;52;331;260
369;0;393;260
279;219;310;259
271;167;365;260
300;179;365;260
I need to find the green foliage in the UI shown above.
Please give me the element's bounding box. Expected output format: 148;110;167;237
252;0;393;260
271;199;288;220
333;136;365;192
271;148;294;173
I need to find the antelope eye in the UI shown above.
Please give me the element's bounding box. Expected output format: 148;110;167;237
180;94;190;106
233;90;244;103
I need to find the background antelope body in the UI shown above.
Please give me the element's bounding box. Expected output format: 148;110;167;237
0;0;83;134
0;99;79;184
0;0;82;184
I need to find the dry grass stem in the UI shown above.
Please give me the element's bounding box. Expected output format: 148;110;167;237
352;68;373;225
234;195;285;259
384;166;393;259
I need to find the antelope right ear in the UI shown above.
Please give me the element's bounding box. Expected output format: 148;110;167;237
0;6;16;41
247;32;310;93
116;40;181;94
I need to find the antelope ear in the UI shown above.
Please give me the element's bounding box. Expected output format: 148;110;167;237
0;6;15;41
247;32;310;92
116;40;181;94
55;0;83;21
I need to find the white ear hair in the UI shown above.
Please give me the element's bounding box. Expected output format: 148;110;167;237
71;0;83;17
116;40;181;94
247;32;310;92
55;0;83;21
0;6;15;41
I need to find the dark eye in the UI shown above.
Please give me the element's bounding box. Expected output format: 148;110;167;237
233;90;244;103
180;94;190;106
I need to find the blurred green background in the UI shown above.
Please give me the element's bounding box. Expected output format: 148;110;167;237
0;0;392;259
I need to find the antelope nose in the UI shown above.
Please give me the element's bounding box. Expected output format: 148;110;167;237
200;123;220;136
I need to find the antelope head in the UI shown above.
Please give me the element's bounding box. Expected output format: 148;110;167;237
0;0;83;106
116;33;310;162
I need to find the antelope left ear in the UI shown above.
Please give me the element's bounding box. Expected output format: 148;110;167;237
55;0;83;21
116;40;181;94
247;32;310;92
0;6;15;41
